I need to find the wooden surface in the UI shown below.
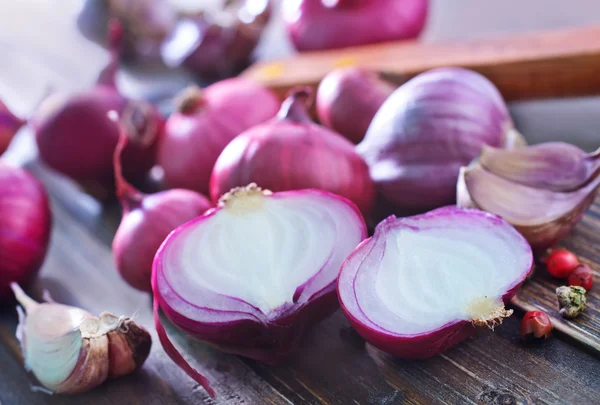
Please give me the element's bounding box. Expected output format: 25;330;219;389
0;163;598;405
243;25;600;102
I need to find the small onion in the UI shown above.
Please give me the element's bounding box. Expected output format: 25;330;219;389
210;88;375;215
316;68;395;144
111;114;212;292
282;0;428;52
33;30;163;195
358;68;525;216
152;184;367;397
338;206;533;358
457;142;600;252
0;99;25;155
158;79;279;195
0;164;52;301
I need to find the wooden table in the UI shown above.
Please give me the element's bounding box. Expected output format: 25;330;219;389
1;1;600;404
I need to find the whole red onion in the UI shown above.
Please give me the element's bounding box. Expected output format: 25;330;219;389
316;68;395;144
210;88;375;215
0;164;52;301
158;78;279;195
358;68;525;216
338;206;533;358
153;184;367;397
32;28;163;195
282;0;428;52
161;0;272;78
0;100;25;156
111;115;212;292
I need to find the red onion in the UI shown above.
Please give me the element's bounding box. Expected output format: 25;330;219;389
210;88;376;215
152;184;367;397
111;115;212;292
33;26;163;194
282;0;428;52
338;206;533;359
158;79;279;195
316;68;395;144
161;0;271;78
0;100;25;156
358;68;525;216
0;164;52;301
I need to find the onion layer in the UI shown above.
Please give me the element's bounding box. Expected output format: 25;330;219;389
358;68;525;216
283;0;428;51
158;79;279;195
152;184;367;396
210;88;375;215
0;164;52;301
338;206;533;358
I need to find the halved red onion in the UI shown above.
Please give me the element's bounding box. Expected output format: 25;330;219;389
152;184;367;396
338;206;533;359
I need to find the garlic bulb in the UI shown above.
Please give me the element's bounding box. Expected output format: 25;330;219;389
457;142;600;252
11;283;151;394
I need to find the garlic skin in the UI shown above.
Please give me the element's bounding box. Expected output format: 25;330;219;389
457;143;600;252
11;283;151;394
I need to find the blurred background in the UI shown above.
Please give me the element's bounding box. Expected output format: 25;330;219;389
1;0;599;156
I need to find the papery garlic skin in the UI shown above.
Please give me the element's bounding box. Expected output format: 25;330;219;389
457;143;600;252
12;283;151;394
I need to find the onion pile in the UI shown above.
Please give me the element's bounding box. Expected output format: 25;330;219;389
158;79;279;195
153;184;367;397
0;164;52;301
457;142;600;252
316;68;395;144
111;114;212;292
33;27;163;196
338;206;533;358
358;68;525;216
0;99;25;156
282;0;428;51
210;88;375;215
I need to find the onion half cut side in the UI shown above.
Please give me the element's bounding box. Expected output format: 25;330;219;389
152;184;367;397
338;206;533;359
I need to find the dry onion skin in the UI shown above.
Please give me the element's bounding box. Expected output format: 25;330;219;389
458;142;600;252
152;184;367;397
338;206;533;358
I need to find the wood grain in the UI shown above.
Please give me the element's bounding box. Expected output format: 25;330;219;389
0;159;599;404
242;25;600;102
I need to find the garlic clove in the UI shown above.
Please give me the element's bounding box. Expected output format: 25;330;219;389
459;164;600;251
101;313;152;378
480;142;600;192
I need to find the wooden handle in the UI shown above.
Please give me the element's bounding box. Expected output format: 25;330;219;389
243;25;600;101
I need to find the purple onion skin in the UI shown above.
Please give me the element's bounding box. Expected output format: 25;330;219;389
338;207;533;358
113;189;212;292
33;87;163;189
283;0;428;52
0;164;51;301
158;79;280;196
358;68;516;216
0;100;25;156
316;68;395;144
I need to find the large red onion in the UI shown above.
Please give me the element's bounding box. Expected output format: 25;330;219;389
338;206;533;358
161;0;272;78
32;27;163;195
316;68;395;144
358;68;525;216
282;0;428;52
210;88;375;215
0;164;52;301
0;100;25;156
152;184;367;397
111;115;212;292
158;78;279;195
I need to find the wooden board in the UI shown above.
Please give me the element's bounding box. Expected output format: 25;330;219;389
243;25;600;101
0;159;599;405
